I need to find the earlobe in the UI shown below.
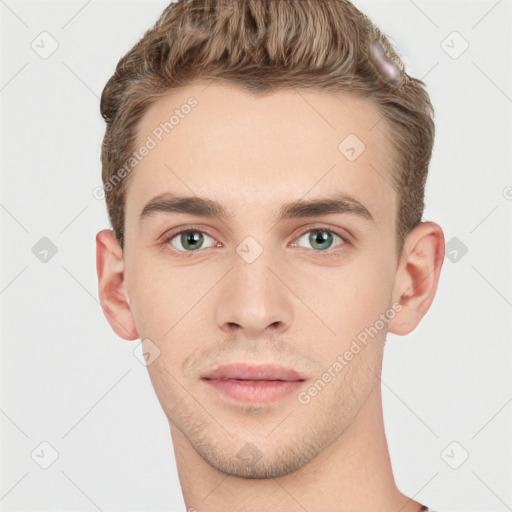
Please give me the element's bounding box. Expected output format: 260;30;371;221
96;229;139;340
388;222;445;336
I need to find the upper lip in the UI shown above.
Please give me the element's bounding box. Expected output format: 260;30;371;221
201;363;306;381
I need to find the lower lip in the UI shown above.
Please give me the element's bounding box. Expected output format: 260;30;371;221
202;378;304;403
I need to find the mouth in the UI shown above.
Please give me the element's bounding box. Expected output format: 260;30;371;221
201;363;306;404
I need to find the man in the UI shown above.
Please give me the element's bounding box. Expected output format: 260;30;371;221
96;1;445;510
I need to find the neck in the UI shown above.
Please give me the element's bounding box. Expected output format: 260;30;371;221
169;383;423;512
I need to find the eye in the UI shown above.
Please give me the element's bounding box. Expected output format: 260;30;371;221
161;225;347;257
164;228;218;253
290;228;346;253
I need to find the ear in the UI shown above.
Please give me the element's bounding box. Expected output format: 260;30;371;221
388;221;445;336
96;229;139;340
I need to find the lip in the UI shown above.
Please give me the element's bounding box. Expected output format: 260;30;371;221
201;363;306;381
201;363;306;404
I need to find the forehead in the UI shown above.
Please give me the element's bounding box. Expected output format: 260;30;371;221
126;82;397;230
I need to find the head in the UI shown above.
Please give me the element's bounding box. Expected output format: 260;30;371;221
96;0;444;479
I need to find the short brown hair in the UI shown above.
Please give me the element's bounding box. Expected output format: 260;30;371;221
100;0;435;256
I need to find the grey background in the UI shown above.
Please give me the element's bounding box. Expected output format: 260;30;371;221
1;0;511;511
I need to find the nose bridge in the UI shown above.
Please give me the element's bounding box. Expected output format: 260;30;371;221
214;239;294;336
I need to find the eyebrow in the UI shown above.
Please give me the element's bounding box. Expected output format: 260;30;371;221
139;192;375;224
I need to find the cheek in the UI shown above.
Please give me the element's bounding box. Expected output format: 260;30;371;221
125;258;175;338
125;256;213;359
314;251;393;351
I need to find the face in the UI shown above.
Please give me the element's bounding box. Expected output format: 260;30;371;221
120;82;401;478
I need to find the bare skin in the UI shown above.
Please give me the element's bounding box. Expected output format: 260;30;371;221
96;82;444;512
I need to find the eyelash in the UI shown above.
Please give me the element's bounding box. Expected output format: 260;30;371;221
160;225;349;258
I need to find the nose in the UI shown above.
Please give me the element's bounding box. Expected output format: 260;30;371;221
214;251;295;339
